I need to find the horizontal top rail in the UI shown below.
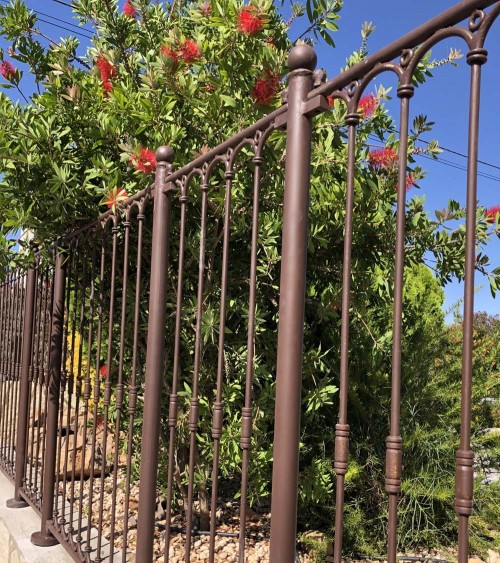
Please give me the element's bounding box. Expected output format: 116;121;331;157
56;0;498;246
309;0;498;100
64;106;288;242
164;105;288;184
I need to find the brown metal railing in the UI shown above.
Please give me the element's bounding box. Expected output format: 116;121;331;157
0;0;498;561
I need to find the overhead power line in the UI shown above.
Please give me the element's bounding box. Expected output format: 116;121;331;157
34;8;92;35
0;0;93;39
35;16;93;39
417;153;500;184
50;0;74;8
418;138;500;173
367;134;500;184
367;129;500;173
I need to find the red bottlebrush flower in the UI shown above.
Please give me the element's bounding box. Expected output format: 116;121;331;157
358;93;379;118
200;1;211;15
96;56;116;83
368;147;398;169
179;39;200;63
252;70;280;106
405;174;416;190
104;187;129;212
486;205;500;222
393;174;417;192
161;45;179;66
123;0;137;18
130;147;157;174
237;6;264;35
0;60;16;81
96;56;116;93
102;80;112;93
100;365;108;379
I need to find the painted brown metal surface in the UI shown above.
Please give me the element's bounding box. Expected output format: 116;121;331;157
0;1;497;561
136;146;175;562
269;43;316;563
7;260;36;509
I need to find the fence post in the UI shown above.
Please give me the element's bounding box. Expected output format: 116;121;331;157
136;146;175;562
269;44;316;562
31;247;66;546
7;259;37;508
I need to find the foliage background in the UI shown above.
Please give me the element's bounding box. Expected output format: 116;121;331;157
0;0;498;556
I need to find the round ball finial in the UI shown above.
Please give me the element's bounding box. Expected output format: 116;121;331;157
156;145;175;163
288;44;317;72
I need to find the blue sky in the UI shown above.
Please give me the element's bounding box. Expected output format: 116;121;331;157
1;0;499;320
311;0;500;320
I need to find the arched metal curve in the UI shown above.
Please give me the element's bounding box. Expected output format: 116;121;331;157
475;1;500;46
405;26;473;77
350;62;404;108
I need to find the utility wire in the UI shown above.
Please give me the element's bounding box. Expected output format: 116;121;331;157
417;152;500;183
4;0;500;178
0;0;93;39
34;8;92;35
368;129;500;173
35;16;93;39
368;135;500;183
51;0;74;7
418;138;500;173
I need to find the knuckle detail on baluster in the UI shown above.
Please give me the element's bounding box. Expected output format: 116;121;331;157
385;435;403;494
189;398;199;432
454;449;474;516
212;401;224;439
466;48;487;66
240;407;253;450
168;394;178;428
334;423;349;475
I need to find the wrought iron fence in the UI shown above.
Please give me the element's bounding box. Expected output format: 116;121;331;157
0;0;498;561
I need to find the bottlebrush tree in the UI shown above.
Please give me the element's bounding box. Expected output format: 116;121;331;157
0;0;498;555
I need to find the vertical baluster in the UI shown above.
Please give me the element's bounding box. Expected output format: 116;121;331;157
32;247;67;547
1;276;12;462
37;266;53;505
4;273;16;470
76;231;98;551
8;273;23;472
86;227;108;557
123;207;145;563
238;149;263;562
269;44;316;563
8;272;21;472
386;81;413;563
0;281;7;464
455;47;487;563
2;272;14;470
185;175;210;563
27;265;41;497
136;146;175;562
1;274;12;462
164;185;188;563
208;163;234;561
3;273;14;470
54;245;73;526
8;258;37;508
68;239;88;546
96;216;119;562
60;245;79;534
332;109;360;563
109;210;131;560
